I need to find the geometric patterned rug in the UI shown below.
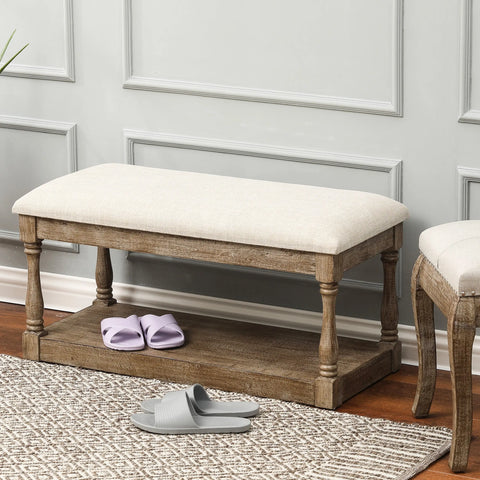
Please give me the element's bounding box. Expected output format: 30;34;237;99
0;355;451;480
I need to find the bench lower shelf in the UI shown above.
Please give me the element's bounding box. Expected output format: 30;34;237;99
37;302;400;409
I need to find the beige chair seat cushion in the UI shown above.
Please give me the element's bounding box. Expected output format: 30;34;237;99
12;163;408;255
419;220;480;296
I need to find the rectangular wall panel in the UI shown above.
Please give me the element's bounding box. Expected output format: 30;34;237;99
0;116;77;252
470;182;480;219
0;0;74;81
459;0;480;122
132;143;391;197
458;166;480;219
470;0;480;108
124;0;403;115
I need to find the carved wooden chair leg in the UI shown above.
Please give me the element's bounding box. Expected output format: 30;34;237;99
448;298;476;473
93;246;116;306
319;282;339;378
23;240;46;360
412;256;437;418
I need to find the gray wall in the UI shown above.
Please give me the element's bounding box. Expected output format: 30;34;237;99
1;0;479;331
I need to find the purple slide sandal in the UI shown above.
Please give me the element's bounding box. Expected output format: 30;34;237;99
139;314;185;349
101;315;145;351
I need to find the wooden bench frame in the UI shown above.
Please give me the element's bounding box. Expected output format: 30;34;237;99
20;214;403;409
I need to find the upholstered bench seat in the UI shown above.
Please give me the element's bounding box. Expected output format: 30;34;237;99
419;220;480;296
12;163;408;409
13;163;408;255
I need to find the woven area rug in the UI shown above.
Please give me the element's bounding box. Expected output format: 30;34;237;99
0;355;450;480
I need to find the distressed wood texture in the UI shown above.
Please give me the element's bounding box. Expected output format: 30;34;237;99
412;253;480;473
37;302;397;409
448;297;477;472
37;218;317;275
318;282;339;378
380;250;399;342
93;247;116;306
381;224;402;349
19;215;46;361
19;214;404;409
412;256;437;418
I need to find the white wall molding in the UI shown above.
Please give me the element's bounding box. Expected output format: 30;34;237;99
122;0;403;116
1;0;75;82
1;264;474;373
123;129;403;201
0;115;78;253
459;0;480;123
0;115;78;161
123;128;404;294
457;166;480;219
391;0;405;117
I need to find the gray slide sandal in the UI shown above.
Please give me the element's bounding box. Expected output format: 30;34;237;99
131;391;251;434
141;383;260;417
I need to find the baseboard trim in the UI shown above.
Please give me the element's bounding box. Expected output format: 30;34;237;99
1;265;477;373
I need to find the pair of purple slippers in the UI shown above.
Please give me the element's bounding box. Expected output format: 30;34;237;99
101;313;185;351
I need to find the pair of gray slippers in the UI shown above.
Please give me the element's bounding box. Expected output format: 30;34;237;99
131;384;259;434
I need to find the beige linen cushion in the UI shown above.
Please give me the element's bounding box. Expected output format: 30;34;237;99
12;163;408;255
419;220;480;296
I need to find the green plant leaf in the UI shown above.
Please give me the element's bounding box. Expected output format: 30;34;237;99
0;30;16;63
0;30;29;75
0;42;29;74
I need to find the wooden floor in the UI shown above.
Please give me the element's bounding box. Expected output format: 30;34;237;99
2;302;480;479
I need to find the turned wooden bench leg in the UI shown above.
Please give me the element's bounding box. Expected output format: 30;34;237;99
319;282;339;378
314;280;340;409
448;298;476;473
22;239;46;360
412;255;436;418
314;253;342;408
93;247;116;306
380;249;399;342
380;248;402;371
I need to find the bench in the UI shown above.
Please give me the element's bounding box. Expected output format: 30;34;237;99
12;163;408;408
412;221;480;472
